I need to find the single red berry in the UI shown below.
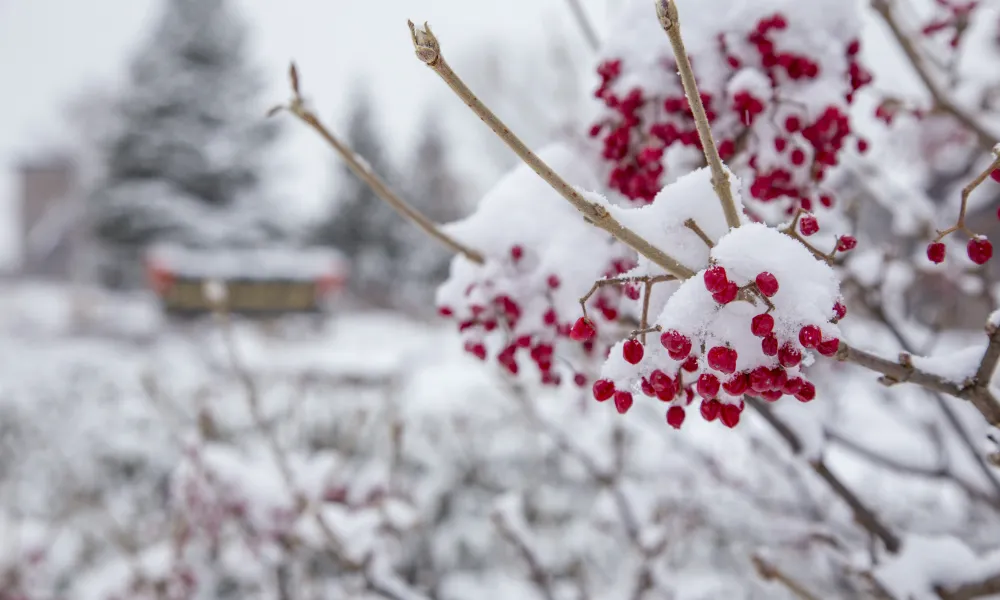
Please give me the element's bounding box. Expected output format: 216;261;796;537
770;367;788;390
783;377;803;395
543;308;558;326
749;367;773;393
573;373;587;387
755;272;779;297
723;373;749;395
799;215;819;236
847;39;861;55
785;115;801;132
703;265;729;293
510;245;524;262
790;148;806;165
856;138;869;153
774;137;787;152
762;334;779;356
751;313;775;337
547;274;561;289
817;337;840;357
614;390;634;414
682;356;699;372
697;373;721;398
712;281;739;304
624;284;641;300
707;346;738;374
799;325;822;348
641;378;656;397
720;403;741;428
795;381;816;402
968;238;993;265
833;301;847;320
438;306;454;317
927;242;946;264
515;335;532;348
464;341;487;361
661;330;692;360
778;344;802;368
623;339;644;364
700;399;721;421
569;317;597;341
992;168;1000;183
837;236;857;252
666;406;686;429
650;370;671;393
593;379;615;401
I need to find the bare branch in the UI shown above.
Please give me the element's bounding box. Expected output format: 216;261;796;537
937;572;1000;600
747;397;902;554
407;20;696;280
752;554;822;600
564;0;600;51
491;507;557;600
871;0;999;152
654;0;741;230
933;152;1000;243
273;63;485;265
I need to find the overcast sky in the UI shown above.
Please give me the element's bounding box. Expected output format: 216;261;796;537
0;0;605;268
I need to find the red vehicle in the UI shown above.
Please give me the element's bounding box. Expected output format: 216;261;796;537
144;244;348;317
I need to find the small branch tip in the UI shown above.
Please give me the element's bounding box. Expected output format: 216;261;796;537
408;20;440;65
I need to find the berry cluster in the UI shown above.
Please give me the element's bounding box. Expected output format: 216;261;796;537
585;223;844;430
438;244;637;387
590;10;872;215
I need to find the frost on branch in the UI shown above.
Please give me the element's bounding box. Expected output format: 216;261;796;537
436;143;635;385
589;0;871;217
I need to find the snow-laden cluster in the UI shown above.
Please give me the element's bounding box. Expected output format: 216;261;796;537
436;144;636;386
589;0;871;218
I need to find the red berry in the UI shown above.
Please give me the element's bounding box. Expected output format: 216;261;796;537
682;356;699;372
666;406;686;429
968;238;993;265
795;381;816;402
785;115;801;132
723;373;749;395
778;344;802;368
833;301;847;320
837;236;857;252
570;317;597;341
707;346;738;374
791;148;806;165
614;390;634;414
927;242;946;264
817;337;840;357
623;339;644;364
464;341;487;360
799;215;819;236
438;306;454;317
712;281;739;304
510;245;524;262
624;284;641;300
573;373;587;387
992;168;1000;183
593;379;615;401
697;373;721;398
799;325;822;348
783;377;803;395
650;370;671;393
703;265;729;293
856;138;869;153
543;308;557;326
641;378;656;397
762;334;779;356
749;367;773;393
660;330;692;360
720;403;741;428
700;399;721;421
547;274;561;289
755;272;779;297
751;313;775;337
847;39;861;56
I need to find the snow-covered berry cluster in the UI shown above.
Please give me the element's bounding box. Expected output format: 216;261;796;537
589;0;871;217
589;222;843;429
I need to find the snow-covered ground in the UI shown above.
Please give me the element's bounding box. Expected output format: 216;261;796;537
0;281;998;598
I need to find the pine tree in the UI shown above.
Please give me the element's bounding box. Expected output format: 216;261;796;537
87;0;283;287
311;87;405;306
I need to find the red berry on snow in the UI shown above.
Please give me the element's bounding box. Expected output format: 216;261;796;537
833;301;847;320
778;344;802;368
593;379;615;401
927;242;946;264
817;337;840;357
799;325;822;348
837;235;857;252
762;334;779;356
755;272;779;297
795;381;816;402
510;245;524;262
703;265;729;293
660;330;692;360
720;403;741;428
666;406;686;429
623;339;645;364
614;390;634;414
968;238;993;265
700;399;721;421
697;373;721;398
712;281;739;304
751;313;775;337
799;215;819;236
707;346;738;374
723;373;749;395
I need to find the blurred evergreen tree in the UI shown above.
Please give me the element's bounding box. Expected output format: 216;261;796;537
88;0;283;288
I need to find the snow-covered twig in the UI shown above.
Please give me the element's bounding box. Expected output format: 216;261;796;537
271;63;485;265
654;0;741;230
407;20;697;280
491;499;557;600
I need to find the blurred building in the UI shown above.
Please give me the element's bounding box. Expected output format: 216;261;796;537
14;153;93;282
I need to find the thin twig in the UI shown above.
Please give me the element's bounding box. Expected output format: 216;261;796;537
407;21;696;280
563;0;599;51
272;63;484;265
491;507;557;600
933;152;1000;243
654;0;741;230
752;554;822;600
871;0;999;152
683;218;715;249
